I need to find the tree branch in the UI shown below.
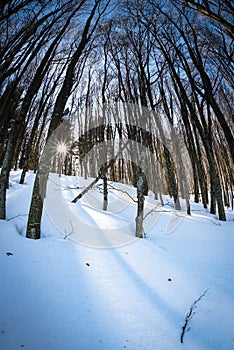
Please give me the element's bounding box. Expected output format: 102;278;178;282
180;288;209;344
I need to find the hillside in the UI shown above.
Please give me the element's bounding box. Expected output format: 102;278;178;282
0;170;234;350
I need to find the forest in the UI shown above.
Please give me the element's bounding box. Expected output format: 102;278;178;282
0;0;233;238
0;2;234;349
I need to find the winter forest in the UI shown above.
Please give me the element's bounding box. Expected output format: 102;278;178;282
0;1;234;349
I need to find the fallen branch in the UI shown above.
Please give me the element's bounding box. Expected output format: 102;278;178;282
71;174;102;203
71;140;129;203
180;288;209;344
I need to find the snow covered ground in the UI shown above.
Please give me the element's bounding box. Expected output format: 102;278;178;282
0;170;234;350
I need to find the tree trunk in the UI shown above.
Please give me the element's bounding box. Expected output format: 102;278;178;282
26;172;43;239
103;175;108;211
0;119;20;219
135;178;145;238
163;145;181;210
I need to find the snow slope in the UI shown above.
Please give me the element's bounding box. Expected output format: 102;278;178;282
0;170;234;350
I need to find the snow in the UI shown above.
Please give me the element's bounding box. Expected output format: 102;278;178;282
0;170;234;350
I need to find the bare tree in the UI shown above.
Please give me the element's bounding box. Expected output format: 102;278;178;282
177;0;234;39
0;1;87;220
26;0;111;239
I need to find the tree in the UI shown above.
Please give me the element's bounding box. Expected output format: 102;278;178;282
177;0;234;39
0;1;83;220
125;0;230;220
26;0;110;239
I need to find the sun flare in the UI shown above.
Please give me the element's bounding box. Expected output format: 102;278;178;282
57;143;67;154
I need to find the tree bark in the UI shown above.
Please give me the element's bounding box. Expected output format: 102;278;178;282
135;183;144;238
26;171;43;239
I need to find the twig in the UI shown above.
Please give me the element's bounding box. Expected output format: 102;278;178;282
144;206;221;227
143;204;162;220
7;214;28;221
104;183;138;203
165;201;174;208
64;220;75;239
180;288;209;344
48;178;84;190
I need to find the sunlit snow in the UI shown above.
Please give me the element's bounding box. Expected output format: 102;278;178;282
0;170;234;350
